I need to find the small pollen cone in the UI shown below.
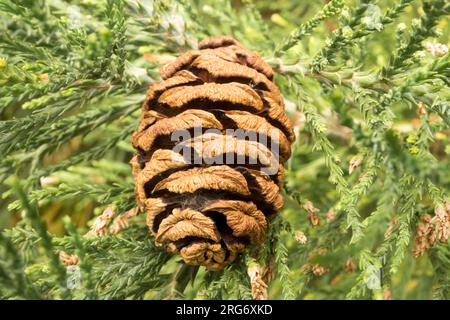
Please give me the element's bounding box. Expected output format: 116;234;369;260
59;251;79;266
247;264;268;300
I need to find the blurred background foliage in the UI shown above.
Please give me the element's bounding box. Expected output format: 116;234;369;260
0;0;449;299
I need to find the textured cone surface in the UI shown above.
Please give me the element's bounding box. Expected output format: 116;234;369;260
131;36;295;270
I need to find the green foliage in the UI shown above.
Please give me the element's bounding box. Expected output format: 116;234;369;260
0;0;449;300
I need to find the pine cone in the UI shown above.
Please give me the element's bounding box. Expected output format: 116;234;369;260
130;36;295;271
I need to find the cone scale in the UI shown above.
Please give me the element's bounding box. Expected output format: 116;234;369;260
131;36;295;270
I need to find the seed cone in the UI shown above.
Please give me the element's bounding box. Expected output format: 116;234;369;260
131;36;295;270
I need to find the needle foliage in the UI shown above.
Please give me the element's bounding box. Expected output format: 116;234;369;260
0;0;449;300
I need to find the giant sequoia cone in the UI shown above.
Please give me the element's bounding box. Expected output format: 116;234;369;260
131;36;295;271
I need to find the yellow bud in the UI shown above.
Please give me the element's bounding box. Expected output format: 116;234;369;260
406;135;417;144
0;57;7;69
409;146;419;155
271;13;289;27
39;73;49;81
434;132;446;141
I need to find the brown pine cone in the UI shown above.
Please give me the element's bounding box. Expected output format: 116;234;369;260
130;36;295;271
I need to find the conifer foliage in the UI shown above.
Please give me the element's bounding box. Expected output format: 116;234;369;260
0;0;449;299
